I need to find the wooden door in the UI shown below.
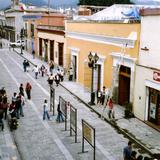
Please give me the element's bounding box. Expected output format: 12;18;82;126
118;75;130;105
118;66;131;105
39;38;42;56
50;40;54;61
58;43;63;66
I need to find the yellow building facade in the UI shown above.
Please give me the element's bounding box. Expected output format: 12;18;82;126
66;21;140;105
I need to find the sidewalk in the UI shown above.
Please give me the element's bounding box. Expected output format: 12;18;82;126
12;47;160;156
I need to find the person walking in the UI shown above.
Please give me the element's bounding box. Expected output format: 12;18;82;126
97;89;102;105
16;93;24;119
2;96;9;120
32;50;35;59
43;99;50;120
69;67;73;81
23;60;27;72
26;61;30;72
9;101;17;118
47;74;54;85
56;104;64;122
0;99;4;131
101;86;106;105
12;92;17;104
107;98;115;119
49;60;54;74
55;74;60;86
0;109;4;131
25;82;32;100
40;65;45;77
59;69;64;82
123;141;133;160
19;83;24;97
33;65;39;79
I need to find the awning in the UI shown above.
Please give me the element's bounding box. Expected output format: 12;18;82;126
145;79;160;91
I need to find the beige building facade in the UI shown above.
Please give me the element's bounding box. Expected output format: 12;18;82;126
66;21;140;105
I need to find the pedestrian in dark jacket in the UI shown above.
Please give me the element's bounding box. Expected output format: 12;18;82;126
40;65;45;77
55;74;60;86
25;82;32;99
123;141;133;160
9;101;17;118
48;74;54;85
2;98;9;120
56;104;64;122
16;93;24;119
19;84;24;97
23;60;27;72
0;110;4;131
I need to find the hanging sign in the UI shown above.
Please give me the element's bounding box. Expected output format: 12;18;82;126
153;71;160;82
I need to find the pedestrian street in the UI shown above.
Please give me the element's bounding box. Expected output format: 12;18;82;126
0;48;151;160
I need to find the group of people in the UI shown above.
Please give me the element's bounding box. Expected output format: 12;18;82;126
43;99;71;123
0;83;32;131
47;67;64;87
97;86;115;120
123;141;150;160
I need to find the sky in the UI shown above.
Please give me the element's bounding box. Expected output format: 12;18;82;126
0;0;160;9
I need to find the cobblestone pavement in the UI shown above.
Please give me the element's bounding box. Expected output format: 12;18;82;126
0;44;157;160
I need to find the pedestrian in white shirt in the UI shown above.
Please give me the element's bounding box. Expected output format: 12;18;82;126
33;65;39;79
43;99;50;120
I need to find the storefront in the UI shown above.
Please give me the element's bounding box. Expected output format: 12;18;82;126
134;67;160;128
145;71;160;126
148;87;160;125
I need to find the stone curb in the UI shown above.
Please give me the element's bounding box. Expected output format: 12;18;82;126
13;49;154;158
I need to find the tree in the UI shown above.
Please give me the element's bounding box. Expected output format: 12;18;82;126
78;0;133;6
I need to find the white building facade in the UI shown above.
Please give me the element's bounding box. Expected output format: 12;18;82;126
134;9;160;127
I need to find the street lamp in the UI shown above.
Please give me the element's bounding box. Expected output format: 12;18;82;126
20;28;24;54
88;52;99;105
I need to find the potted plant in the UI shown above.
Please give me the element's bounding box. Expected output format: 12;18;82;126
124;102;134;118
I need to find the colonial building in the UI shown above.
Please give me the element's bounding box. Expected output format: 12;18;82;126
134;8;160;128
4;0;56;42
66;5;141;105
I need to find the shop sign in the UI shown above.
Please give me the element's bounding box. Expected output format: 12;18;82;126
83;121;94;146
153;71;160;82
